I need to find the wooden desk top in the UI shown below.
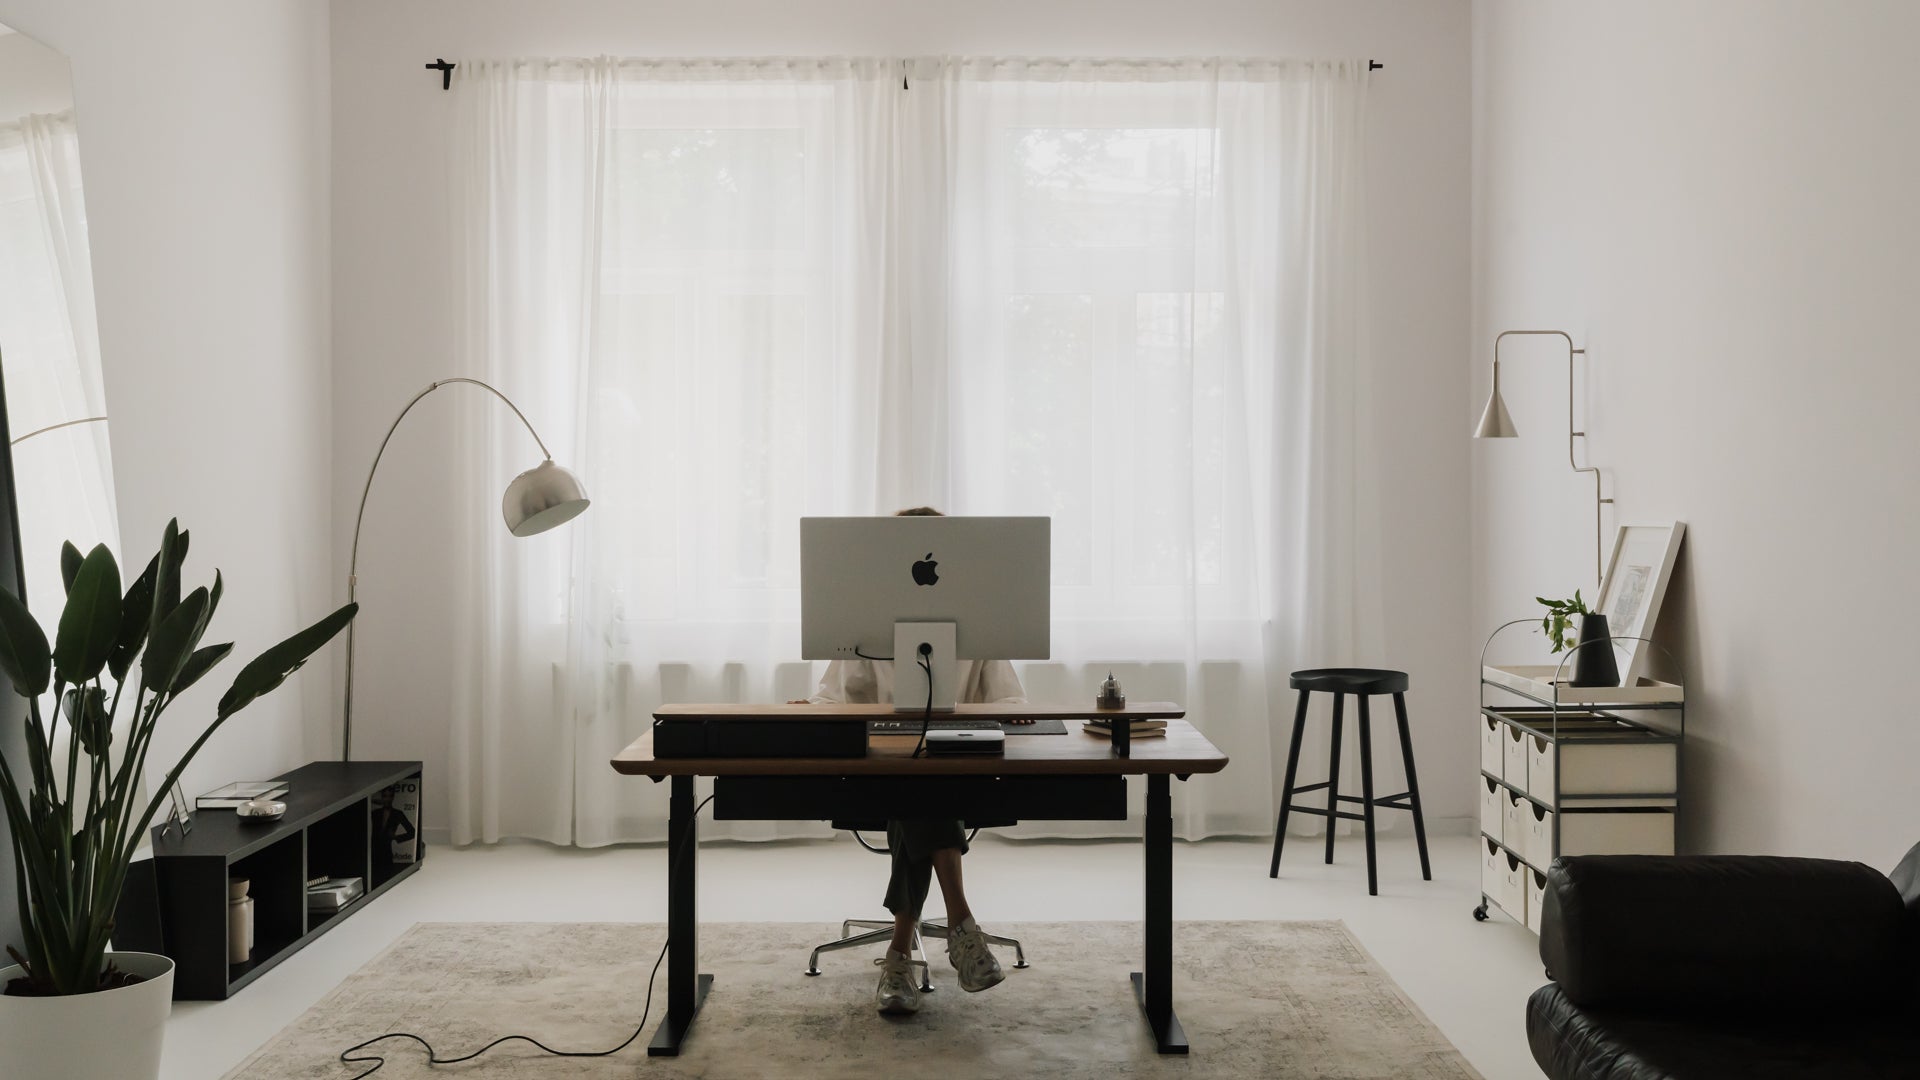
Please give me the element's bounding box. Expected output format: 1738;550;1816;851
613;703;1228;777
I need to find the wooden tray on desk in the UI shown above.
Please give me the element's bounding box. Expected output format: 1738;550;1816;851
616;703;1224;777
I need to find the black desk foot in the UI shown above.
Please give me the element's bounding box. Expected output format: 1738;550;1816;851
646;973;712;1057
1130;972;1190;1054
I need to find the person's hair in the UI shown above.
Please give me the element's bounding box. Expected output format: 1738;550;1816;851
894;506;943;517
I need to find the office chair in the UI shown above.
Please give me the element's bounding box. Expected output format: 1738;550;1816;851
804;820;1030;991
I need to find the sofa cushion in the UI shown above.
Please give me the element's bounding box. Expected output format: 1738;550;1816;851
1528;985;1920;1080
1542;854;1912;1015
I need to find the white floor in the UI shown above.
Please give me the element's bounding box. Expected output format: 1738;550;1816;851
163;833;1547;1079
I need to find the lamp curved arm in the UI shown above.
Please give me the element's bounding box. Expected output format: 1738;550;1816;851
343;377;554;760
1490;330;1612;587
9;415;108;445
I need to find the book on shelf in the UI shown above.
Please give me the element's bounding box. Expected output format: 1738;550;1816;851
306;876;364;912
375;778;422;865
196;781;290;809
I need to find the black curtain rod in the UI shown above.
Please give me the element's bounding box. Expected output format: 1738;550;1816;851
426;56;1379;90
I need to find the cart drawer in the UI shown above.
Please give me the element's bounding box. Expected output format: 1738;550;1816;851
1480;777;1505;841
1532;738;1677;807
1526;868;1548;934
1503;724;1531;793
1513;799;1554;869
1558;809;1675;856
1480;716;1505;778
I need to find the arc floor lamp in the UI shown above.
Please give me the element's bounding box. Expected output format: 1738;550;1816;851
343;377;590;760
1474;329;1612;588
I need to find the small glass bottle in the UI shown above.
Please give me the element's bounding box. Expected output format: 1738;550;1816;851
1097;671;1125;710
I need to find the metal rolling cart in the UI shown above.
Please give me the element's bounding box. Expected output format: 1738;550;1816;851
1472;620;1685;931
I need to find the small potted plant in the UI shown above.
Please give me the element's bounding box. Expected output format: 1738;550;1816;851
1536;589;1619;687
0;520;356;1080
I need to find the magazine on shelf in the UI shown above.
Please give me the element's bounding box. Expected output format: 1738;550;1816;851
306;876;364;912
377;777;422;864
196;781;289;809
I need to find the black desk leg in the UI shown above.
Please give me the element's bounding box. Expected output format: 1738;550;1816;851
1132;773;1189;1054
649;774;711;1056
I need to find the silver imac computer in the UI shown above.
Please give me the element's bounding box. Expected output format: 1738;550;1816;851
800;516;1049;712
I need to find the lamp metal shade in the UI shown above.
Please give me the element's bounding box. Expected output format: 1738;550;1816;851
1473;380;1518;439
503;459;591;537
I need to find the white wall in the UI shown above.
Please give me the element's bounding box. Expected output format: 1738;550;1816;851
1472;0;1920;864
0;28;73;118
330;0;1476;836
0;0;335;802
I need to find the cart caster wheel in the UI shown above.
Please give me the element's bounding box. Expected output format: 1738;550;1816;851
1472;905;1489;922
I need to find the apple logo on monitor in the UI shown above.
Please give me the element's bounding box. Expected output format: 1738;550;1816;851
911;553;939;586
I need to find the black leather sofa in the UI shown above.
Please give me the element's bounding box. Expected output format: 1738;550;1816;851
1526;843;1920;1080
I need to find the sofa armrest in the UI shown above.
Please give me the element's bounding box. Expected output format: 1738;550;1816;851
1540;854;1911;1015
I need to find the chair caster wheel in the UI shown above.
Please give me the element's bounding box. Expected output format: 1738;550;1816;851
1472;904;1489;922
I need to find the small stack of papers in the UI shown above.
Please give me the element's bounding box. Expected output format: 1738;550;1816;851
1084;718;1169;739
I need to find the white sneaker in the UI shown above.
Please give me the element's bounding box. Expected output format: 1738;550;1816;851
945;917;1006;993
874;949;921;1015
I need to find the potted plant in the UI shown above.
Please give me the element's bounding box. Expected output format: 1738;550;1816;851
1536;589;1619;687
0;520;356;1080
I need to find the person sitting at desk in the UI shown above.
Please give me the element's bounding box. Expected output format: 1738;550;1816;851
792;505;1032;1017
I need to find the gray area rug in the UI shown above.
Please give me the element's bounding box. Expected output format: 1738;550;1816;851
224;921;1478;1078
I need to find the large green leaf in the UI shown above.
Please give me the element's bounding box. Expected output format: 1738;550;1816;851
171;642;233;696
217;603;358;719
108;552;159;683
62;686;110;757
60;542;83;594
141;588;209;695
0;585;51;698
148;521;186;644
53;544;121;686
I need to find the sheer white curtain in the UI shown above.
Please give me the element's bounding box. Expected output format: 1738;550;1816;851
447;56;1374;846
0;110;118;634
449;59;900;844
908;58;1376;838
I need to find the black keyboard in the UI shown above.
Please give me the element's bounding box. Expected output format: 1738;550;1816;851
866;718;1003;735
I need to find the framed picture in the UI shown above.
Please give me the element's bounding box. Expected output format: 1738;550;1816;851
165;779;192;836
1595;522;1687;685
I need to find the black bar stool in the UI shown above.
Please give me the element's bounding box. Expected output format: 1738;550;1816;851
1268;668;1431;896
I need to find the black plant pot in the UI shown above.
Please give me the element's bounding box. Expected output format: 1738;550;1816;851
1569;612;1621;688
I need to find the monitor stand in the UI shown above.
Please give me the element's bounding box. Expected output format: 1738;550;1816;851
893;622;957;712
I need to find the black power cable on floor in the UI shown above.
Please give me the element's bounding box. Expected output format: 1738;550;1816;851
337;794;715;1078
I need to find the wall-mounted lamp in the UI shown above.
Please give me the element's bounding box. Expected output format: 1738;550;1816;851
1474;330;1612;587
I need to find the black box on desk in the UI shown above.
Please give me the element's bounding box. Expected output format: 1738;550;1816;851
652;717;869;758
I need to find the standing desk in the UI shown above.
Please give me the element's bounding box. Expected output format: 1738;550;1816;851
612;702;1228;1056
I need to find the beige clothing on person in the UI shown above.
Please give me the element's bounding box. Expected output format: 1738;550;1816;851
807;658;1026;705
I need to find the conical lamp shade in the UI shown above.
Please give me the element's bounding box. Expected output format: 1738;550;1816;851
1473;380;1518;439
503;459;591;537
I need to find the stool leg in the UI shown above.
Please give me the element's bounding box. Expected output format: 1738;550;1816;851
1356;694;1379;896
1270;689;1312;877
1393;692;1432;881
1323;693;1345;865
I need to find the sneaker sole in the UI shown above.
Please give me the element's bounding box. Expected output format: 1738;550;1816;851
877;997;921;1016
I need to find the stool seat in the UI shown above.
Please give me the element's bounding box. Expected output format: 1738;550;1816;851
1289;668;1409;695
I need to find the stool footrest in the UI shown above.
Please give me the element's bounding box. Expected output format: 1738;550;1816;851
1288;781;1331;795
1283;804;1367;823
1329;792;1415;808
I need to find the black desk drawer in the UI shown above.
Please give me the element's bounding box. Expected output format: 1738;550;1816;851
713;775;1128;821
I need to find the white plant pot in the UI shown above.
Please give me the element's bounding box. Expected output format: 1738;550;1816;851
0;951;174;1080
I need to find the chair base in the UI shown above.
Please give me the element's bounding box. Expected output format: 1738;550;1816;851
806;917;1029;990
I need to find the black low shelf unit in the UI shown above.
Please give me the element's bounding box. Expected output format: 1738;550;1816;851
116;761;424;1000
